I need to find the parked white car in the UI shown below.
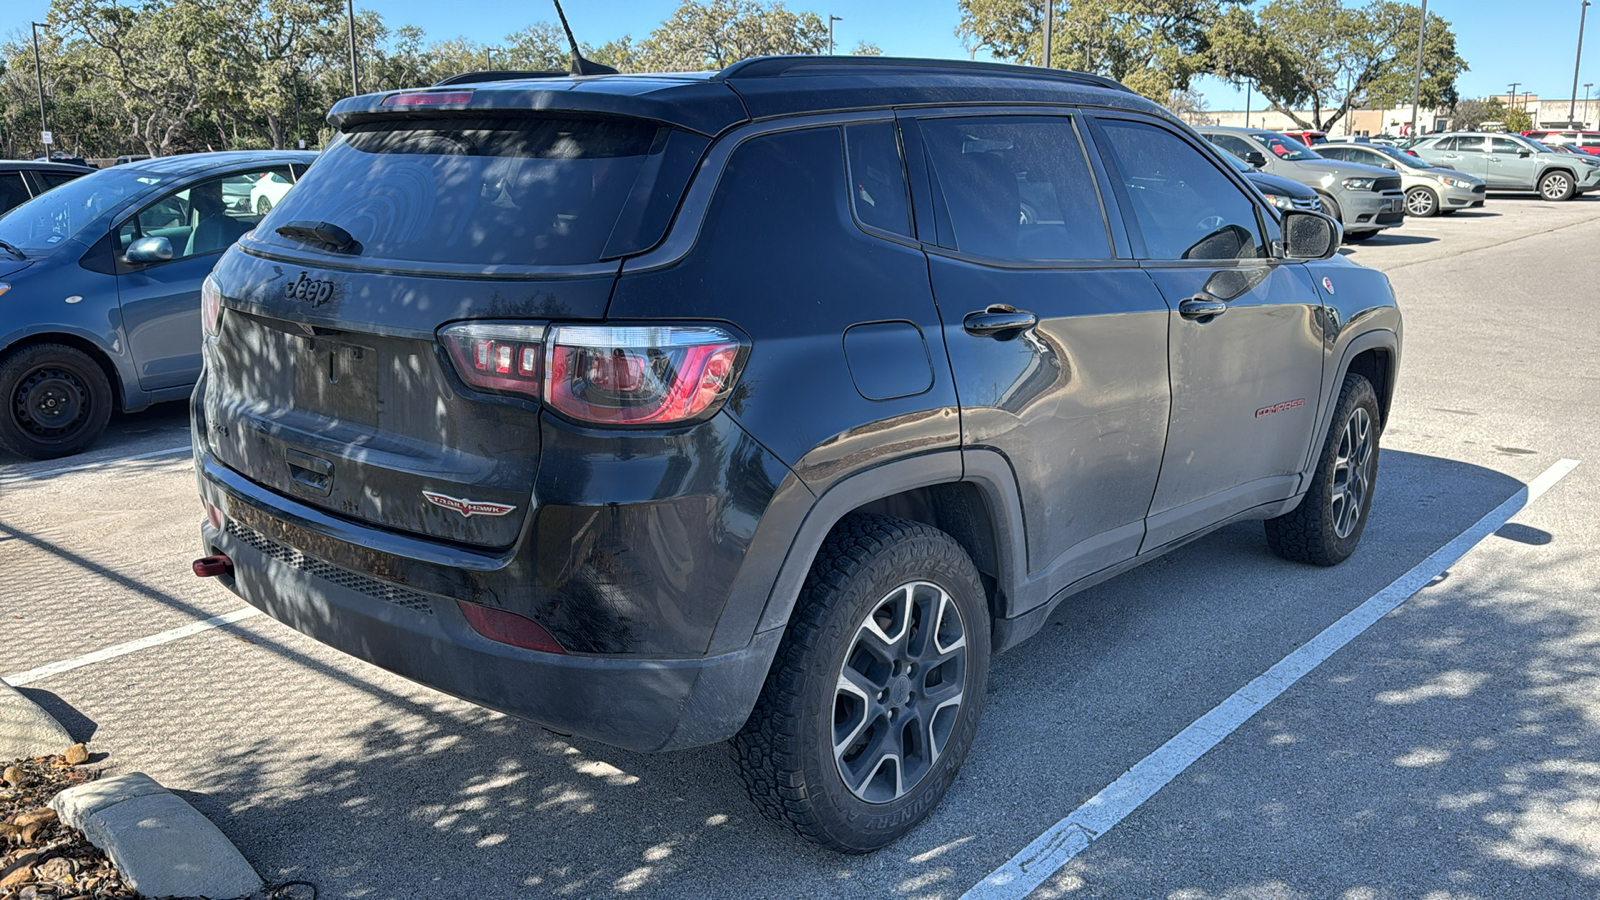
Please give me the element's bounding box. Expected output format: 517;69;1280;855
249;170;296;214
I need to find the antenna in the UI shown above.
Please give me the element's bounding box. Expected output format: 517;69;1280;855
552;0;618;76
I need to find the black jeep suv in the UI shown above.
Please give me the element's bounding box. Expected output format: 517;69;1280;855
193;56;1401;852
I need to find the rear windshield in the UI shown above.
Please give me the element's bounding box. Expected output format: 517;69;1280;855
253;116;676;267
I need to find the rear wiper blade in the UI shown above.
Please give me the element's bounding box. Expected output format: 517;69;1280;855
0;239;26;260
274;221;362;255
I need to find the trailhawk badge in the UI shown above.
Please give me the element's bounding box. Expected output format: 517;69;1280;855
423;491;517;518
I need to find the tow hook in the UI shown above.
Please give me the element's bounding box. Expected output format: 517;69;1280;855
192;555;234;577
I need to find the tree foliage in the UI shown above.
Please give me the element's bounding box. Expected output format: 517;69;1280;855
0;0;863;159
1210;0;1467;131
957;0;1239;100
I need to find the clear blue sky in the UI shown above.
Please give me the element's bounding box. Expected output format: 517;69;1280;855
3;0;1595;110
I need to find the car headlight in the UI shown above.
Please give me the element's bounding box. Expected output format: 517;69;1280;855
1341;177;1377;191
1266;193;1296;210
1435;175;1471;188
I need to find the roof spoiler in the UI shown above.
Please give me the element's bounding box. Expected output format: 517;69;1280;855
716;55;1135;94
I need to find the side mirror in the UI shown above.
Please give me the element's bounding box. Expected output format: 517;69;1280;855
1245;151;1268;167
125;236;173;263
1518;149;1532;157
1277;210;1341;260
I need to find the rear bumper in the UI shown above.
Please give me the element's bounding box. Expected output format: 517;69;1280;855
198;496;782;752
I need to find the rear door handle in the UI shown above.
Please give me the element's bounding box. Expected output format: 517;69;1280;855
963;306;1038;338
1178;297;1228;322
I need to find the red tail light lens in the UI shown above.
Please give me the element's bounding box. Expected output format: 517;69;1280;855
439;323;544;397
457;602;566;654
545;325;745;425
201;275;223;337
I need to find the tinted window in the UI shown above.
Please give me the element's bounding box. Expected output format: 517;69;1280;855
34;172;84;192
1098;119;1266;261
253;116;669;267
1210;134;1259;161
844;122;912;237
920;116;1110;261
1317;146;1353;161
0;173;29;214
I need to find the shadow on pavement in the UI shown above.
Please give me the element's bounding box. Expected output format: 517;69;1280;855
27;449;1598;899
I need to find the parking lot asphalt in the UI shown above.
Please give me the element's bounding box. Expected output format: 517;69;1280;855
2;196;1597;899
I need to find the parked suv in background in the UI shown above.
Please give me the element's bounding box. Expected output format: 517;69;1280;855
192;57;1401;852
1317;141;1485;217
0;160;94;216
1522;130;1600;155
0;151;314;458
1197;126;1405;240
1410;132;1600;200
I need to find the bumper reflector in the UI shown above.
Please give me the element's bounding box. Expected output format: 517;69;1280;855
458;602;567;654
193;555;234;577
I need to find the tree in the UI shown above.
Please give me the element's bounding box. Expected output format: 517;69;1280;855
851;40;882;56
957;0;1237;100
1167;87;1215;125
630;0;827;71
1210;0;1467;132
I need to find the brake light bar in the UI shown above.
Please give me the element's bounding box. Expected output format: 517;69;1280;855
380;90;475;107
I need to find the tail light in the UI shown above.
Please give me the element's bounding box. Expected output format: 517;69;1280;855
438;322;746;426
546;325;744;425
439;323;544;395
201;275;223;337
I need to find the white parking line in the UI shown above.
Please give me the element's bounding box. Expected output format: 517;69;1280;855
963;457;1581;900
0;444;192;487
4;606;262;687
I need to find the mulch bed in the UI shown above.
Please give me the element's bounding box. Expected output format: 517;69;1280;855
1;754;137;900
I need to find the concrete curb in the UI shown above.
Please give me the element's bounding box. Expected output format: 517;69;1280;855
50;772;263;900
0;678;75;759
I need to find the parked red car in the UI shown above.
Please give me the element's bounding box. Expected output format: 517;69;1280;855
1281;130;1328;147
1522;130;1600;156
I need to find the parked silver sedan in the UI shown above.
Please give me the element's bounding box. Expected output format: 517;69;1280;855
1318;141;1486;217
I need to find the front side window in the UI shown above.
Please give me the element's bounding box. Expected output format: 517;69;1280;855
1098;118;1267;262
1210;134;1259;162
117;168;288;262
1489;137;1524;154
919;115;1111;261
844;122;912;238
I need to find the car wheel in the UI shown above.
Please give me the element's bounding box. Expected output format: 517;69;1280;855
1265;373;1381;566
1405;186;1440;217
0;343;115;460
733;513;990;852
1317;193;1343;225
256;196;273;215
1539;170;1575;201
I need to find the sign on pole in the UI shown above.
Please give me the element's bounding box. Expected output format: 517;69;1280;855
41;131;53;145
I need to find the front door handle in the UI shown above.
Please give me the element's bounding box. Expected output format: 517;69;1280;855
1179;297;1228;322
963;305;1038;339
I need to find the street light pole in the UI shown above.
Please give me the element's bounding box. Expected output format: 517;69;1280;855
1245;82;1252;128
1409;0;1427;140
1587;83;1595;127
1572;1;1592;123
346;0;360;95
1042;1;1053;69
828;15;841;55
31;22;48;159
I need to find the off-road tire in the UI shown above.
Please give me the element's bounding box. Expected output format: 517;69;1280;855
732;513;990;853
1539;170;1575;201
1405;186;1440;217
0;343;114;460
1265;373;1381;566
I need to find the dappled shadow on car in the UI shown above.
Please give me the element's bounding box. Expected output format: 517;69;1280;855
69;449;1593;899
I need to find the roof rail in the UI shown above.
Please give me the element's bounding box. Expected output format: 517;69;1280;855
716;55;1134;95
433;70;570;86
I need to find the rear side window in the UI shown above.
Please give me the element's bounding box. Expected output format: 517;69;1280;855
0;173;29;213
254;116;694;267
33;172;82;192
844;122;912;238
1096;118;1267;262
919;116;1111;261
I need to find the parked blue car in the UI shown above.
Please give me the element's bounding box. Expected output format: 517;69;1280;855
0;150;316;458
